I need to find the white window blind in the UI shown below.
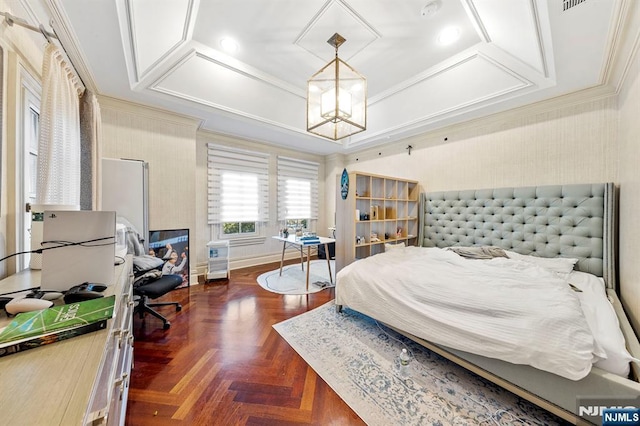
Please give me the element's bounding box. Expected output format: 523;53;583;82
277;156;319;220
208;144;269;224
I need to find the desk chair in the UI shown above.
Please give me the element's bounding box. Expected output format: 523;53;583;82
133;274;183;329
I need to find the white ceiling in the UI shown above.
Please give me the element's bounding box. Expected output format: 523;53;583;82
15;0;637;154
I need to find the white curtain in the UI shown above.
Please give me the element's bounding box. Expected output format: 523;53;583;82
36;43;85;206
79;90;102;210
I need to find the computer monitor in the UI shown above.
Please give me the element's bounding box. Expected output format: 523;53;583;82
40;211;116;292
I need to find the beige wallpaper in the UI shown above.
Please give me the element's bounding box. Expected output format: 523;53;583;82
99;97;199;278
617;45;640;334
345;96;618;192
324;153;346;229
330;96;618;242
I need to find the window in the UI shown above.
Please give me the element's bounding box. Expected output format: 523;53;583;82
207;144;269;239
19;69;41;271
223;221;255;235
285;218;308;230
277;156;319;229
27;103;39;201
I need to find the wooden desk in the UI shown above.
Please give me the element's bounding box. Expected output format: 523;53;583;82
272;235;335;291
0;257;133;425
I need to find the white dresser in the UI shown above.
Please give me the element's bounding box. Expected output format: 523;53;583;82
0;256;134;425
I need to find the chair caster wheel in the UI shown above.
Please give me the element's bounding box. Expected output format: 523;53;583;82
176;305;182;312
163;322;171;330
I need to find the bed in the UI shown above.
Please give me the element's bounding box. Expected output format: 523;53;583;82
335;182;640;425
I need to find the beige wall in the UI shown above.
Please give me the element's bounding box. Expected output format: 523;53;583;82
324;153;346;229
617;45;640;334
335;97;619;285
99;97;199;279
344;95;618;191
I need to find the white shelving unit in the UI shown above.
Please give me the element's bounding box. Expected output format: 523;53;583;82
207;240;230;280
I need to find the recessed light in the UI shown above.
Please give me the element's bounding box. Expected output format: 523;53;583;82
437;27;460;45
220;37;238;53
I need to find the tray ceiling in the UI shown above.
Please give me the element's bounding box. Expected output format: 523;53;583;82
27;0;635;154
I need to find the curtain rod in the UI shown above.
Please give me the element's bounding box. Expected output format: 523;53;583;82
1;11;86;91
0;11;56;42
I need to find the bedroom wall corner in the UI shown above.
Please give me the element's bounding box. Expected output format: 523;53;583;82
98;96;199;281
324;153;347;230
616;34;640;338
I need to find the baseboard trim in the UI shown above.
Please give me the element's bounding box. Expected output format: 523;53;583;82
194;251;316;282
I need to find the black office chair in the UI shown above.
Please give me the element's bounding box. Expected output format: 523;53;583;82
133;274;183;329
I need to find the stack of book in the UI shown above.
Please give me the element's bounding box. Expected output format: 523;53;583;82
0;295;115;357
298;235;321;245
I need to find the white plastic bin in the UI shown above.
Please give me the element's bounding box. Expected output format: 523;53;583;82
206;240;229;280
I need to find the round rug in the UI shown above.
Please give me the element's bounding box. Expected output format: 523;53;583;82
257;260;335;294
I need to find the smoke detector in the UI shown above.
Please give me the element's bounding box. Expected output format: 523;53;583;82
421;1;440;18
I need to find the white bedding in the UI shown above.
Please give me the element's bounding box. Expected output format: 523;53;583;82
568;270;637;376
335;246;620;380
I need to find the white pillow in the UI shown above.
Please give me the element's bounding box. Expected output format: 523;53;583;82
504;250;578;274
384;242;405;251
569;271;638;377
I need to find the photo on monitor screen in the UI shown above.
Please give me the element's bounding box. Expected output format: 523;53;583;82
148;228;190;288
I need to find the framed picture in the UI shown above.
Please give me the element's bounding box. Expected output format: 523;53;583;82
148;228;190;289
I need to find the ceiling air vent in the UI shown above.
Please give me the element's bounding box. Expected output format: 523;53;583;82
563;0;587;12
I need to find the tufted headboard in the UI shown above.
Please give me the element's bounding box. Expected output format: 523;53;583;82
421;183;617;288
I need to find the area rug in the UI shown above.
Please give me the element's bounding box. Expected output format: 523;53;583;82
273;301;568;426
257;259;335;294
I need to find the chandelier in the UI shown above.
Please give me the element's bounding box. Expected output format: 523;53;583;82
307;33;367;141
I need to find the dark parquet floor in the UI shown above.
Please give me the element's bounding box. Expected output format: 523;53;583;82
126;258;365;426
